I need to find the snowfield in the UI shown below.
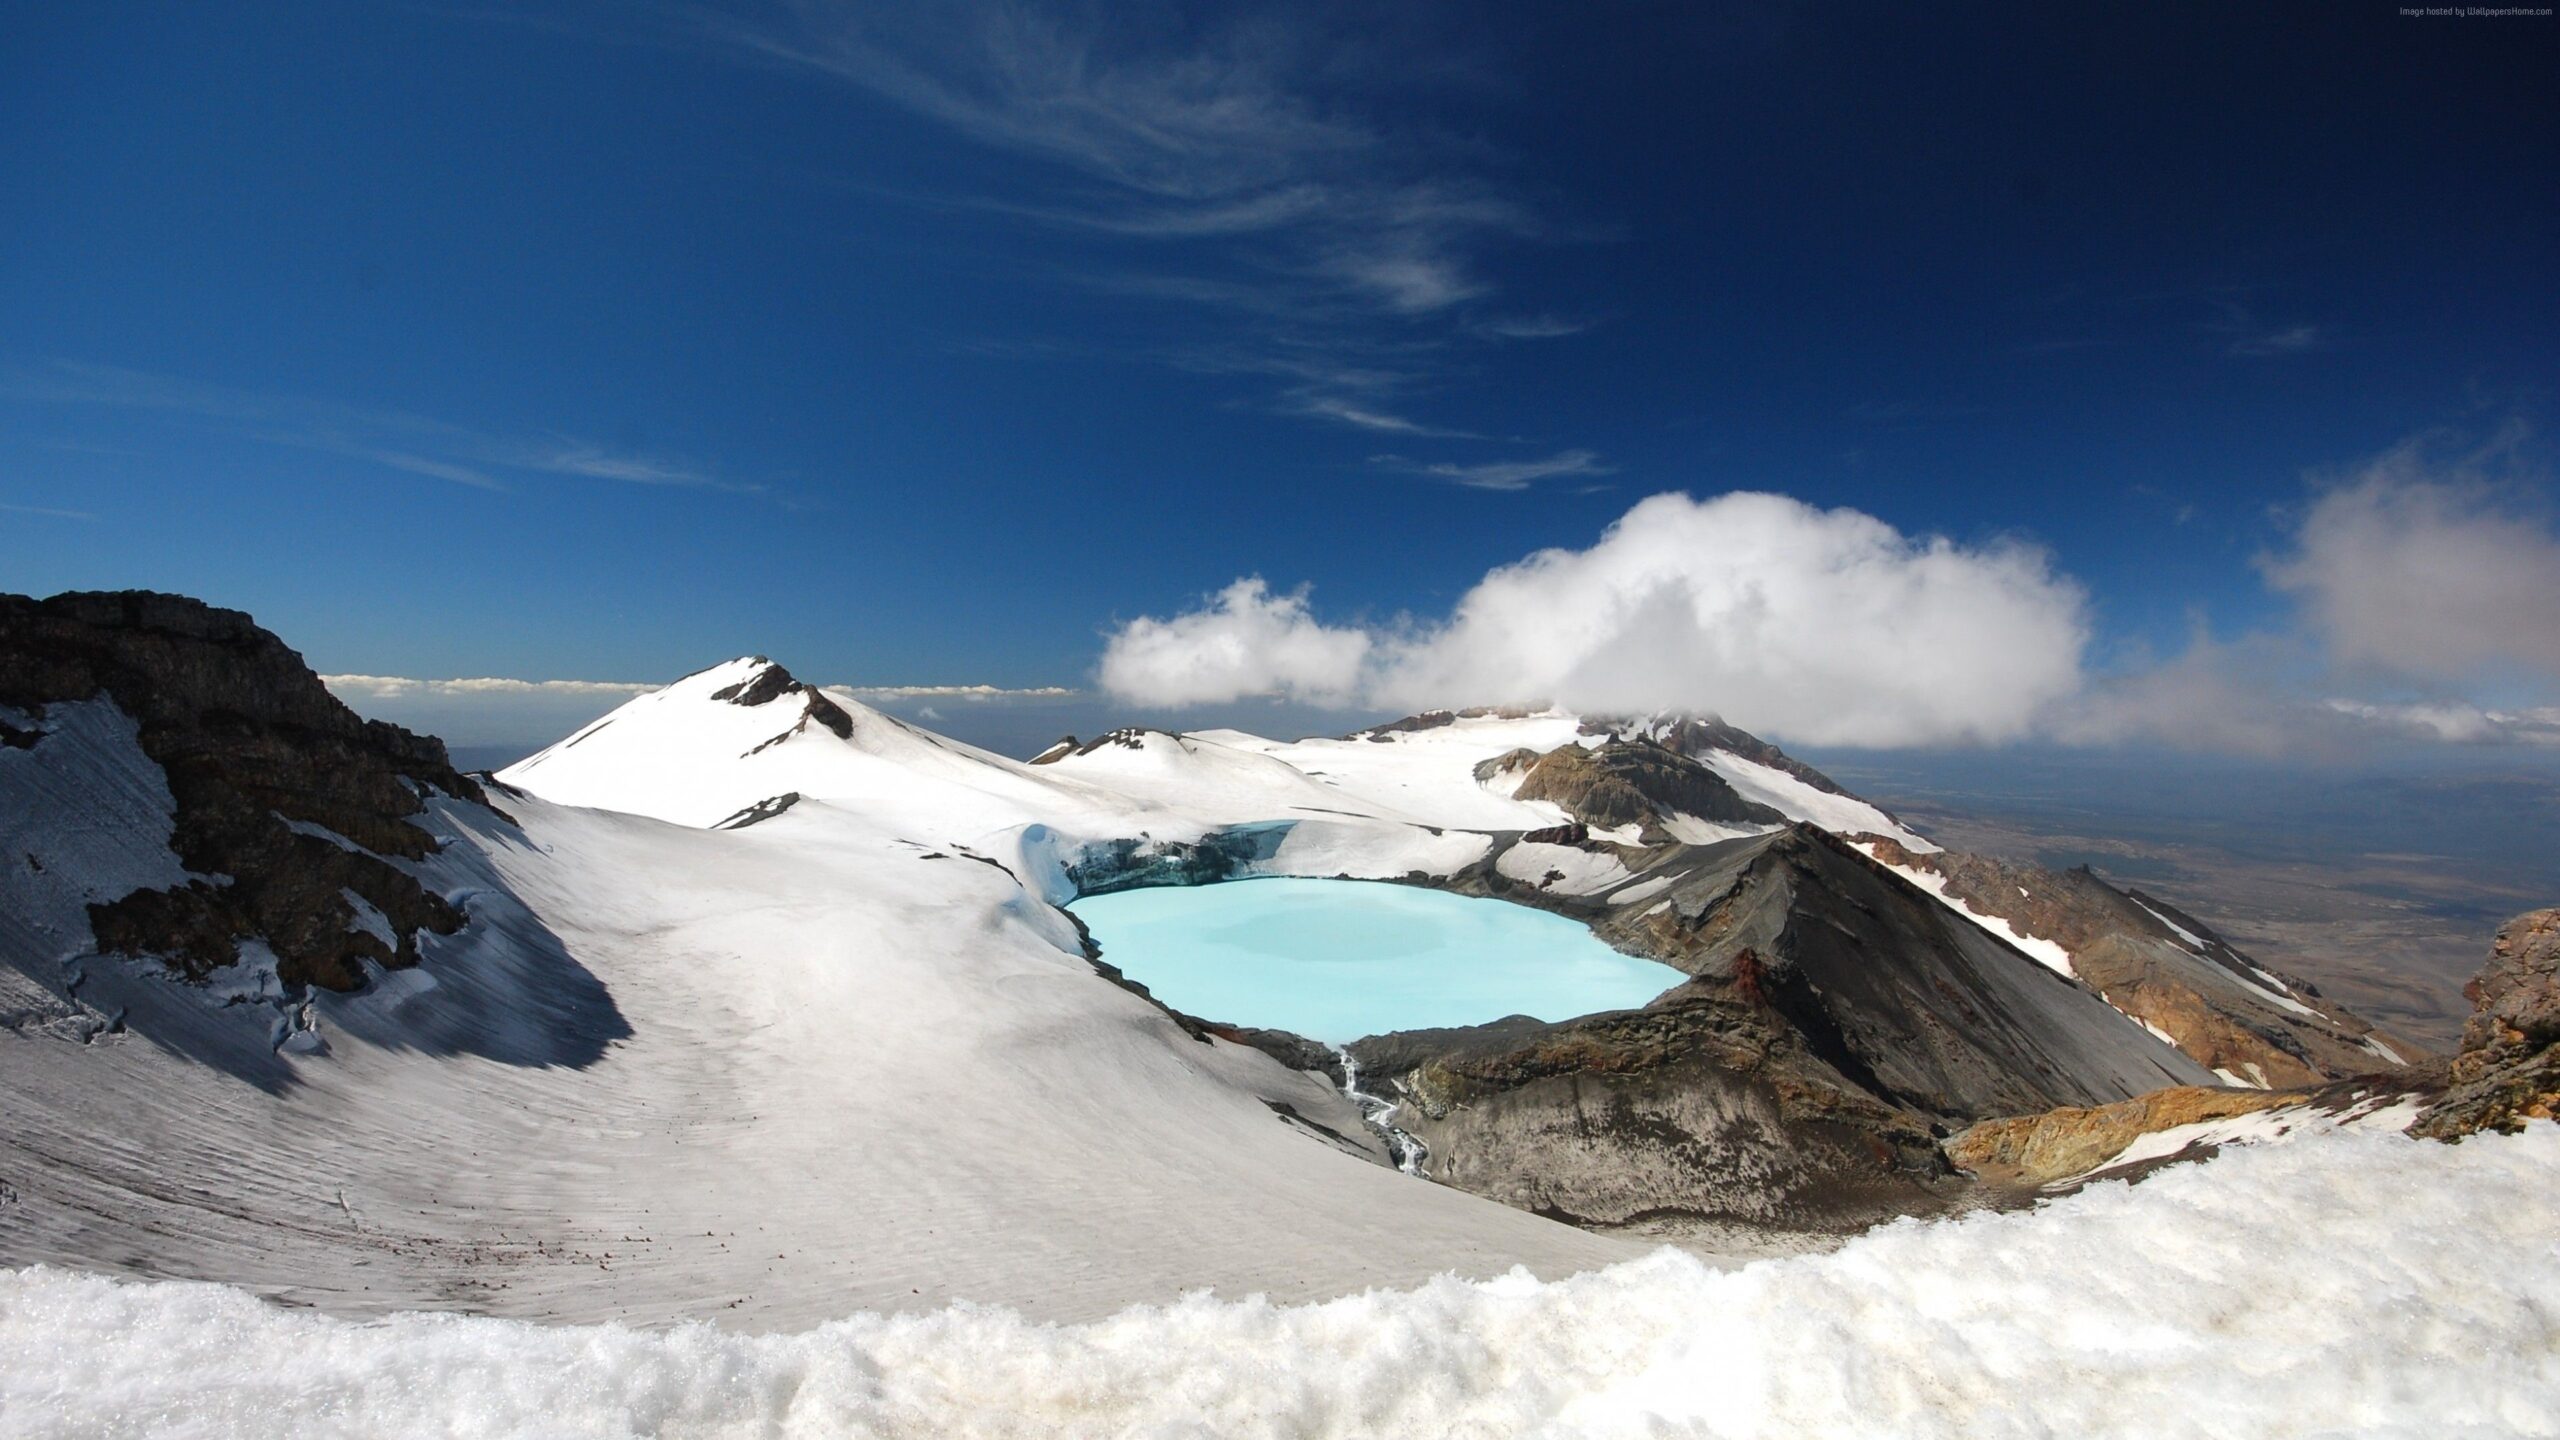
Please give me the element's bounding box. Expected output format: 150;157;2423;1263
7;654;2556;1437
3;1124;2553;1439
0;780;1636;1327
7;665;1699;1329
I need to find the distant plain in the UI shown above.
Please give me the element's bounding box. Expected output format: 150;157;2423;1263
1819;747;2560;1049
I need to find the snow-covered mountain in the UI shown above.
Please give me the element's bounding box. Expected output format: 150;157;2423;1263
1;604;1637;1325
0;593;2442;1331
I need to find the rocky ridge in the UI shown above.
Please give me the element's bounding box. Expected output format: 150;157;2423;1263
1474;737;1787;840
2414;907;2560;1138
709;657;856;745
1328;817;2223;1232
1348;990;1961;1229
1859;836;2419;1086
1025;704;2423;1237
1034;710;2416;1235
0;590;489;991
1585;712;1862;800
1945;1084;2303;1187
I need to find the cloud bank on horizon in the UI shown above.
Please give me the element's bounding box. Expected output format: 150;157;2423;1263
327;432;2560;759
1100;434;2560;752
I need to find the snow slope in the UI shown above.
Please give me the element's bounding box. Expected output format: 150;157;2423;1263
500;672;1923;862
1700;749;1932;851
5;1123;2552;1439
1192;712;1595;829
0;762;1636;1327
1;658;2345;1337
0;699;194;983
500;659;1152;837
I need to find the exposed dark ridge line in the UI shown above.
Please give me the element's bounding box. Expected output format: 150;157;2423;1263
712;792;803;830
0;590;488;992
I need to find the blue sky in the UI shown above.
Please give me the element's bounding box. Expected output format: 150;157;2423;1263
3;2;2555;751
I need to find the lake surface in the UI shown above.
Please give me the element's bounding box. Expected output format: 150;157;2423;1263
1068;878;1687;1044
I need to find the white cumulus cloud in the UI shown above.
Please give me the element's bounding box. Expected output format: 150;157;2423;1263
1098;492;2089;747
2260;436;2560;685
1098;579;1375;709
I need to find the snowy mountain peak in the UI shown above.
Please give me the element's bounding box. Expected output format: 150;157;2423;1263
656;655;846;728
704;656;803;707
496;654;1118;836
663;654;772;691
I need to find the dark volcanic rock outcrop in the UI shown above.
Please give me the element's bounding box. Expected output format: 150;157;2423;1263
1477;738;1786;840
1585;712;1862;800
1858;837;2419;1085
1200;1023;1348;1089
712;658;855;744
1350;990;1961;1229
1588;827;2213;1118
1347;706;1539;742
1346;824;2217;1231
0;590;487;991
2415;908;2560;1139
1063;728;1160;757
1062;824;1293;895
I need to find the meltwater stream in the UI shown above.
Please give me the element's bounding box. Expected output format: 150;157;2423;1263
1065;878;1686;1046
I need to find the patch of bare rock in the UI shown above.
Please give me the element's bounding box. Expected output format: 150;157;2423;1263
2413;907;2560;1139
0;590;491;991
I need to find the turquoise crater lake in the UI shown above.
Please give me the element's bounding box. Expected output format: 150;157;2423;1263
1067;878;1688;1044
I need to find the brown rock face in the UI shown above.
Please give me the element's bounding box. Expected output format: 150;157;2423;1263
1478;738;1786;839
1350;706;1541;741
1582;713;1863;800
710;658;854;739
1858;836;2418;1086
0;590;489;991
1349;990;1963;1230
2415;908;2560;1139
2461;909;2560;1054
1343;823;2218;1233
1946;1085;2299;1187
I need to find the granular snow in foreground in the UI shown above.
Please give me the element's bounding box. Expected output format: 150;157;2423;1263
4;1125;2555;1440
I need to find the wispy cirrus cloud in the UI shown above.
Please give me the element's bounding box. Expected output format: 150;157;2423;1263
2226;322;2329;358
662;2;1596;465
1373;448;1613;491
1288;396;1484;439
704;5;1369;201
2002;285;2332;365
1473;313;1596;341
326;447;508;492
2198;296;2333;358
0;501;97;521
3;360;764;498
